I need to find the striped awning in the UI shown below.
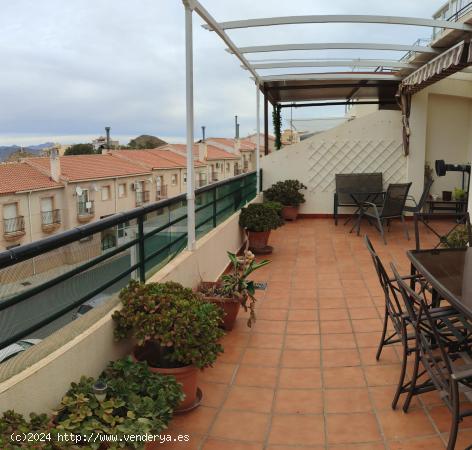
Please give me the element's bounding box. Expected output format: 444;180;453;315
401;40;472;94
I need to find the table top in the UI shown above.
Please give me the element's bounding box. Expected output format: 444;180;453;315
407;247;472;318
426;198;467;204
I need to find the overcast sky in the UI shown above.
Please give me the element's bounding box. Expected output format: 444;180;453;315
0;0;446;146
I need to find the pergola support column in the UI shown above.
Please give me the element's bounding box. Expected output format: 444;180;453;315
184;1;196;251
263;85;269;156
256;84;261;194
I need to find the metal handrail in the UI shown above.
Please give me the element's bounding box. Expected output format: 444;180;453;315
0;171;258;350
41;209;61;225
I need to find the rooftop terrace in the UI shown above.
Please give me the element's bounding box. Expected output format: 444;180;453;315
160;218;471;450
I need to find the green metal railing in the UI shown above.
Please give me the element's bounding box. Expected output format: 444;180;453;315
0;171;257;350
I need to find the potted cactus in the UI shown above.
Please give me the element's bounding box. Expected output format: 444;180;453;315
264;179;307;220
113;281;224;412
239;203;283;254
198;250;270;330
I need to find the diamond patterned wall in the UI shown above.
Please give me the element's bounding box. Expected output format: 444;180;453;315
307;139;406;192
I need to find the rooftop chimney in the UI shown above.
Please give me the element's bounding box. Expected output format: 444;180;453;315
201;126;206;142
235;115;240;139
50;147;61;182
198;141;207;162
105;126;111;149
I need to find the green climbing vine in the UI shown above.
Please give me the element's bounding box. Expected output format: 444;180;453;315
272;103;282;150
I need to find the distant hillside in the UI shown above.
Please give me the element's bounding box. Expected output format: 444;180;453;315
127;135;167;149
0;142;55;161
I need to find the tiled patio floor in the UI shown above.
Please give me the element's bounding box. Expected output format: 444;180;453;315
165;218;472;450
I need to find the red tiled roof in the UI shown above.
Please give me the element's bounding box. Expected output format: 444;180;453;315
0;162;63;194
169;143;239;161
150;146;206;167
25;154;150;181
111;149;184;169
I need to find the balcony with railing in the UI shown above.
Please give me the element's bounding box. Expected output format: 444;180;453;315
2;216;25;240
156;185;168;200
211;172;219;183
41;209;61;233
136;190;150;206
77;200;95;223
432;0;472;40
196;178;207;188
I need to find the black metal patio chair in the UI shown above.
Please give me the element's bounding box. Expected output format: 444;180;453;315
393;264;472;450
404;178;433;214
355;182;412;245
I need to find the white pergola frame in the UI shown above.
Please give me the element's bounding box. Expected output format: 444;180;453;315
181;0;472;251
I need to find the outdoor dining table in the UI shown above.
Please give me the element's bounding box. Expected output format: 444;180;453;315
347;191;385;232
407;247;472;318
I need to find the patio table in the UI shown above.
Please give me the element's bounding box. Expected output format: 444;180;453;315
407;247;472;318
347;191;385;232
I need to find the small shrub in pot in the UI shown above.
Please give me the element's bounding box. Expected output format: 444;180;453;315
239;203;283;252
264;180;307;220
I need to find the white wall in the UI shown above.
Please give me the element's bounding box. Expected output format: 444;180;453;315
261;110;405;214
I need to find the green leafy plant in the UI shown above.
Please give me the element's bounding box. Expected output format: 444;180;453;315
53;357;183;449
221;251;270;327
113;281;224;369
272;104;282;150
263;201;283;217
239;203;283;232
264;180;307;207
442;225;470;248
454;188;466;201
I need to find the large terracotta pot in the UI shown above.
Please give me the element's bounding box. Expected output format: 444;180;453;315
281;205;299;221
248;230;271;250
133;346;198;411
199;282;241;331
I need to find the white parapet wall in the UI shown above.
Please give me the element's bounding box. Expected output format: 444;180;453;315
0;207;248;416
261;109;406;215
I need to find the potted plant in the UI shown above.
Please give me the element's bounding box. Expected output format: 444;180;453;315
113;281;224;412
239;203;283;254
264;179;307;220
198;250;270;330
454;187;467;201
263;200;284;218
53;357;184;450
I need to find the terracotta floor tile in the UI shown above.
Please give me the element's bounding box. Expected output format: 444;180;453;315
199;382;228;408
210;410;270;442
322;349;361;367
428;404;472;433
355;332;382;348
291;288;317;300
170;406;217;434
256;308;288;321
286;320;320;335
345;296;376;308
291;297;318;309
359;346;399;366
326;412;381;444
274;389;323;414
234;366;278;388
219;331;250;347
388;436;445;450
241;348;281;367
248;333;284;349
329;444;386;450
352;318;383;333
364;365;402;386
268;414;325;446
447;427;472;449
323;367;366;388
279;367;322;389
285;334;321;350
223;385;274;413
349;306;381;319
321;320;353;334
319;308;350;321
259;297;291;309
252;320;286;334
288;309;319;321
202;439;264;450
322;333;357;350
324;388;373;413
281;349;321;368
318;297;347;309
199;363;237;384
377;409;436;440
218;344;245;364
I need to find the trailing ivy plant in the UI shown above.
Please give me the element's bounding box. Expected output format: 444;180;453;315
113;281;224;369
264;180;307;207
442;225;470;248
272;104;282;150
239;203;284;232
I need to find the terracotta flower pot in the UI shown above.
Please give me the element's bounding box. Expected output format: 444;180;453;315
199;281;241;330
248;230;271;250
281;205;299;221
133;347;198;411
